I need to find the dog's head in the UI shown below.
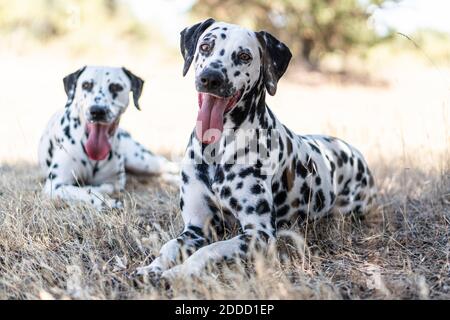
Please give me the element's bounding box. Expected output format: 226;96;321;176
180;18;292;144
63;66;144;160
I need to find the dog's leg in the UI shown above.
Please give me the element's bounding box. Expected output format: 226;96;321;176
118;129;179;183
136;161;219;279
43;180;122;210
162;214;274;280
42;158;122;210
161;177;275;279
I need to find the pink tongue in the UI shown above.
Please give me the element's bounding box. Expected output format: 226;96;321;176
85;123;111;161
196;94;230;144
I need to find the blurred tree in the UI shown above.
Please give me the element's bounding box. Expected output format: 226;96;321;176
192;0;397;68
0;0;143;41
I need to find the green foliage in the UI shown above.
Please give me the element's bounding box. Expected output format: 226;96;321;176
192;0;395;67
0;0;146;42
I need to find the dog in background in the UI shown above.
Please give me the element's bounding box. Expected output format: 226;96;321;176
38;66;179;210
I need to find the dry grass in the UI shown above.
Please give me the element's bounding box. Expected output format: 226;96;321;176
0;152;448;299
0;41;449;299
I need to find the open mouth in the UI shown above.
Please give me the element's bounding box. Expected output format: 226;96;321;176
196;90;241;144
85;120;119;161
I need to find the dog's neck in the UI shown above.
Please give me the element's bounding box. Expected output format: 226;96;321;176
223;70;273;131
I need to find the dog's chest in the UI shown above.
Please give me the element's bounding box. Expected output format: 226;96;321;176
66;145;122;185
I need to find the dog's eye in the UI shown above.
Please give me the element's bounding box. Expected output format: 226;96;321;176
238;52;252;62
109;83;123;94
199;43;211;52
82;81;93;91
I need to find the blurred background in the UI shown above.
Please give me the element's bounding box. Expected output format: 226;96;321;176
0;0;448;166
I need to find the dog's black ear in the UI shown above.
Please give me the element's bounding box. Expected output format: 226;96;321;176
63;66;86;101
180;18;216;76
256;31;292;96
122;67;144;110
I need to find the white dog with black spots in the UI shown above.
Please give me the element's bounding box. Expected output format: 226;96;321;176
135;19;377;281
38;66;179;210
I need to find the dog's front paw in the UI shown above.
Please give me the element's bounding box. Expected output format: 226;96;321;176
136;265;162;278
134;264;164;286
96;184;115;195
110;199;123;210
161;267;182;281
99;198;123;211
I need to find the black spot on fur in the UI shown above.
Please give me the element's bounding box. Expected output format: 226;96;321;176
340;151;348;163
251;184;263;194
296;160;308;178
229;197;242;212
63;125;71;140
47;140;54;158
245;206;255;214
215;166;225;184
305;157;317;175
255;199;271;215
274;191;287;206
239;167;253;178
195;163;211;189
180;197;184;210
315;176;321;185
313;189;326;212
92;163;99;176
300;182;312;204
226;172;236;181
330;192;336;204
220;186;232;199
257;230;270;242
309;142;321;154
272;181;280;193
182;172;189;184
205;195;219;214
277;205;290;217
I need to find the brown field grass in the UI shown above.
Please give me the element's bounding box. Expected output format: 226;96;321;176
0;41;449;299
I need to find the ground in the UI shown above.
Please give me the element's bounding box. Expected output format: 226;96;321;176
0;43;449;299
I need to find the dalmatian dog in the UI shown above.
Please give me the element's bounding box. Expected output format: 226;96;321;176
38;66;179;210
137;19;376;280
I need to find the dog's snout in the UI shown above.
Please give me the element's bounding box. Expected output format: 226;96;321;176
89;105;108;121
199;70;224;91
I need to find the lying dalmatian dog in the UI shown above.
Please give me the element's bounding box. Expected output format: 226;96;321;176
38;66;179;210
137;19;376;280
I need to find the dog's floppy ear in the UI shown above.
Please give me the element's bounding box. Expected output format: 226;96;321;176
180;18;216;76
256;31;292;96
122;67;144;110
63;66;86;102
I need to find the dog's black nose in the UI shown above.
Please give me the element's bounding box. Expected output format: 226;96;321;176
199;69;224;91
89;105;108;121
